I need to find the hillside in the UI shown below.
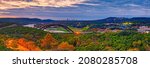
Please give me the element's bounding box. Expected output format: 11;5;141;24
0;18;54;24
0;17;150;27
0;17;150;23
0;27;150;51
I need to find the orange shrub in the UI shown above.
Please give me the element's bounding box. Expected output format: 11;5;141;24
128;48;139;51
26;41;41;51
5;38;41;51
5;38;18;49
105;46;114;51
41;34;58;49
17;38;27;47
58;42;75;51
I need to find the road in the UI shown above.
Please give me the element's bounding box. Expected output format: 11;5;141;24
0;24;17;29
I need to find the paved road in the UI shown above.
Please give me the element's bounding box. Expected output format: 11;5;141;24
0;24;17;29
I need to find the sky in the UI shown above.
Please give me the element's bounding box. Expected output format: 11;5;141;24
0;0;150;20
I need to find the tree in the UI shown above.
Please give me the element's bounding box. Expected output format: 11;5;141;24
128;48;139;51
0;34;8;46
144;45;150;51
5;38;18;49
104;46;114;51
41;34;58;49
17;38;41;51
57;42;75;51
5;38;41;51
26;41;41;51
132;40;142;47
17;38;27;48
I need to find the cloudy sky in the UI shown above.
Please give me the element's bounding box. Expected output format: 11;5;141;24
0;0;150;20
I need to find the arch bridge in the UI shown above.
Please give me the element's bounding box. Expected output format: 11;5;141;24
36;24;74;33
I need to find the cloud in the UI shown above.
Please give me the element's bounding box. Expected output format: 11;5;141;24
0;11;10;15
0;0;87;10
0;15;18;18
1;0;150;20
82;3;100;6
124;4;141;7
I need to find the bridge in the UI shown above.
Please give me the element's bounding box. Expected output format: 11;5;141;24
35;24;74;33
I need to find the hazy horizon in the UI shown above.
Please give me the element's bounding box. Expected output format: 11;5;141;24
1;16;150;21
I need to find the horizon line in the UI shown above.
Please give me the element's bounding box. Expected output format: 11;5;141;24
0;17;150;21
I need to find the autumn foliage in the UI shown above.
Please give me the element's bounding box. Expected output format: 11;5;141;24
4;33;75;51
58;42;75;51
1;27;149;51
5;38;41;51
41;34;58;49
128;48;139;51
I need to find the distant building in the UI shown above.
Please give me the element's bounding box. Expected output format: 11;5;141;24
138;26;150;33
105;23;120;26
23;24;35;28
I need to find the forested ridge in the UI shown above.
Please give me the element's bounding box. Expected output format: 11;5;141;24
0;27;150;51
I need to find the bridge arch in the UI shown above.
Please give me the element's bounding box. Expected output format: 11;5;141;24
38;24;74;33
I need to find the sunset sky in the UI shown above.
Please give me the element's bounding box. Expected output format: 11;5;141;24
0;0;150;20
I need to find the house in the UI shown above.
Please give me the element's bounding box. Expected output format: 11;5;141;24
137;26;150;33
23;24;35;28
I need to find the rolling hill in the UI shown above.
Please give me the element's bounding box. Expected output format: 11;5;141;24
0;17;150;26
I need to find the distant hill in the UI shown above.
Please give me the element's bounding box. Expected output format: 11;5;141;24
0;17;150;25
0;18;54;24
95;17;150;23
